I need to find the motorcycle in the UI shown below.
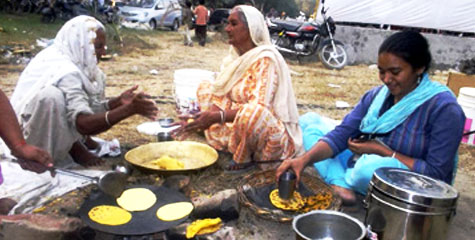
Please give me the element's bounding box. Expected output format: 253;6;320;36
267;0;347;70
99;4;120;24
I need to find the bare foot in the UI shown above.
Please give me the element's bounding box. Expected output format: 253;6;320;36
69;141;104;167
0;198;17;215
331;185;356;206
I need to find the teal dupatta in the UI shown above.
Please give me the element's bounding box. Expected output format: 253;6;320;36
359;73;451;134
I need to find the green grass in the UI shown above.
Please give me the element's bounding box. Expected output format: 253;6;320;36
0;13;65;46
0;13;169;55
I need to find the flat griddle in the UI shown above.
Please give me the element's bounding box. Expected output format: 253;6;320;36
78;184;190;235
237;170;342;222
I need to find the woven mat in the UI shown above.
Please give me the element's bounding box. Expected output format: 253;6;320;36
237;169;341;222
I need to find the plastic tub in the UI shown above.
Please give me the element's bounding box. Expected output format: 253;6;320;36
173;69;214;114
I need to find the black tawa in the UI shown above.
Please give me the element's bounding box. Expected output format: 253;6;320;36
78;184;190;235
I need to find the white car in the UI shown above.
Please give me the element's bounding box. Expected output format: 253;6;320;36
119;0;182;30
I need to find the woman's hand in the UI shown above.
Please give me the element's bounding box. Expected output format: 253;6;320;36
347;138;392;156
124;92;158;120
118;85;139;106
185;111;220;131
171;111;220;139
107;85;141;110
13;144;54;175
275;156;307;186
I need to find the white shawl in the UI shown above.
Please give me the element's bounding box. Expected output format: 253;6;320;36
10;16;105;115
211;5;303;155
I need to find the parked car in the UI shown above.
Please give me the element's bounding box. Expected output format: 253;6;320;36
191;8;230;31
208;8;230;31
119;0;181;31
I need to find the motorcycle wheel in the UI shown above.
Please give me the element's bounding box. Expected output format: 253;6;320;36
270;32;279;45
318;42;347;70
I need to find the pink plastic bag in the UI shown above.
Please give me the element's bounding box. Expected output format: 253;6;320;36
0;163;3;185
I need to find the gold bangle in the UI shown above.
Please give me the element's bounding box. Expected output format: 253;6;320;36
105;111;112;126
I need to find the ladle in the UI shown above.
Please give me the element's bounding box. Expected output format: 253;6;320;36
12;159;128;197
54;168;128;197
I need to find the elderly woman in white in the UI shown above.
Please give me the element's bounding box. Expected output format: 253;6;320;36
175;5;303;171
10;16;158;167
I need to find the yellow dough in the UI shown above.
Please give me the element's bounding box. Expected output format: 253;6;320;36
156;202;194;221
88;205;132;226
116;188;157;212
186;218;222;238
269;189;305;211
151;155;184;170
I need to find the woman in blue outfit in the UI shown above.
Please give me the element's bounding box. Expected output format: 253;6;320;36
276;31;465;204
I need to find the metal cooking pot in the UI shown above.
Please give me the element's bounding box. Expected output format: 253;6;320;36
293;210;366;240
364;168;458;240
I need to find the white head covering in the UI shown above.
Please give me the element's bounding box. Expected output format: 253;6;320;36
211;5;303;155
10;15;105;113
242;5;271;46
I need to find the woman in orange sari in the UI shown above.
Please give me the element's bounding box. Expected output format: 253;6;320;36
176;5;303;170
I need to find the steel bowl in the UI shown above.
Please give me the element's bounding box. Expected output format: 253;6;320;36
293;210;366;240
158;118;175;128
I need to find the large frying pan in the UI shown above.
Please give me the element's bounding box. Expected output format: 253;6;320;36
78;185;190;235
124;141;218;174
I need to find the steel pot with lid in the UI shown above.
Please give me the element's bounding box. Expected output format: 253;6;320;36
293;210;366;240
364;167;458;240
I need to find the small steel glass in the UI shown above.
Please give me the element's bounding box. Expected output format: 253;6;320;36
278;170;297;200
157;132;174;142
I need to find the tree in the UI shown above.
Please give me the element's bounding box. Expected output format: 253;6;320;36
205;0;235;9
254;0;299;17
201;0;299;17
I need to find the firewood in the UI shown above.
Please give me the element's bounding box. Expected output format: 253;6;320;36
191;189;240;221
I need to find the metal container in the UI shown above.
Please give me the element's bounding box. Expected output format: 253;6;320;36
157;132;173;142
293;210;366;240
364;168;458;240
158;118;175;128
278;170;296;200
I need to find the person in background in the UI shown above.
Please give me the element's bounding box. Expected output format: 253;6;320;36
0;89;54;214
9;16;158;169
193;0;209;46
266;8;278;19
182;0;193;46
276;31;465;204
175;5;303;171
280;11;286;20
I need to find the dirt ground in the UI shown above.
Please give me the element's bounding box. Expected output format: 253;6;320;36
1;29;474;239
